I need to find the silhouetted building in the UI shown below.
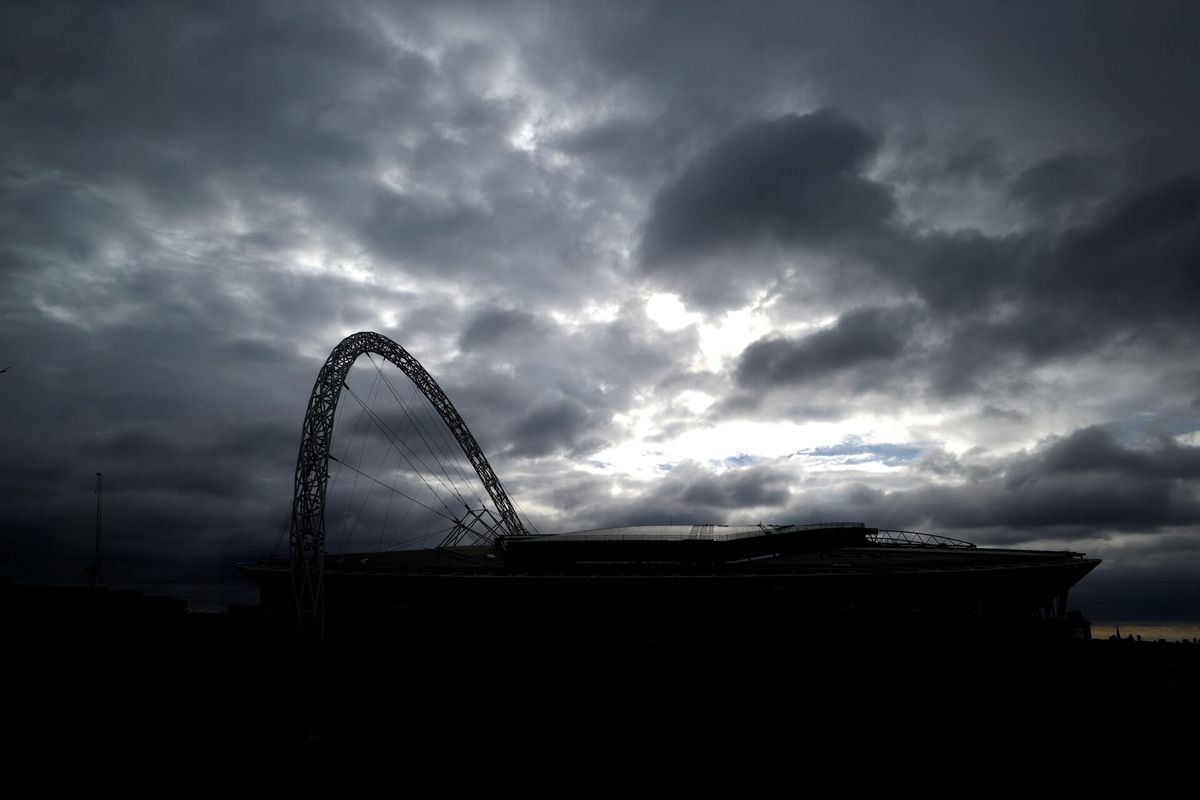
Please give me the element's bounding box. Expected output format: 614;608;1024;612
238;522;1098;624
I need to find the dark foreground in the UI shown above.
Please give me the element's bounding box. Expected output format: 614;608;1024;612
3;580;1198;748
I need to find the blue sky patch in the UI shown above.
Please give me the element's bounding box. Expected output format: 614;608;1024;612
802;437;923;466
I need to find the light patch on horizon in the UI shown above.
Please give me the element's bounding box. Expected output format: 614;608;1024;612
591;412;941;482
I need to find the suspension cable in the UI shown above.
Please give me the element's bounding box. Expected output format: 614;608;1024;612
337;369;383;552
326;453;457;524
340;381;462;520
323;372;375;552
366;354;487;512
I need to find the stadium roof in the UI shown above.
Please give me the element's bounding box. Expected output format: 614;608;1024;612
509;522;866;543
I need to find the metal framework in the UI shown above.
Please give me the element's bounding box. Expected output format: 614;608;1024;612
289;331;527;659
868;529;976;549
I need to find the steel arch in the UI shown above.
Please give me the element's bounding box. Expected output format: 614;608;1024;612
290;331;527;628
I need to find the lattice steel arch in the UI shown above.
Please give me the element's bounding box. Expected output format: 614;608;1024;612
290;331;528;634
868;529;976;549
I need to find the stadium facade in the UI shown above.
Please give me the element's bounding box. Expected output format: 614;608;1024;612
238;522;1100;623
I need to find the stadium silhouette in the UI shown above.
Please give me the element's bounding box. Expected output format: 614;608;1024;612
231;332;1106;737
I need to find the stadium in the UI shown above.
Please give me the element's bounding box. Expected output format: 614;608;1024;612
238;331;1102;655
232;332;1108;735
239;521;1099;625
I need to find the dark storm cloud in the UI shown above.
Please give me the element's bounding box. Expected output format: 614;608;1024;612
640;110;892;260
506;397;606;458
782;427;1200;536
893;230;1022;316
685;136;1200;409
735;306;913;389
1051;174;1200;317
678;466;791;510
1012;426;1200;485
919;473;1189;532
653;112;1198;309
1008;152;1112;227
0;309;312;580
638;110;893;307
938;138;1006;183
558;1;1200;143
579;461;795;528
926;167;1200;371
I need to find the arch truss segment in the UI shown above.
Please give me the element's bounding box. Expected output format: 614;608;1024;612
289;331;527;621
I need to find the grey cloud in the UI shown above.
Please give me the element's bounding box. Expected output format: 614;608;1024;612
0;302;322;585
548;117;674;180
822;428;1200;535
1009;152;1112;227
585;461;796;528
458;307;544;351
431;305;702;464
362;189;498;274
1016;426;1200;483
1046;173;1200;326
893;230;1022;316
1078;173;1200;252
639;110;893;299
679;466;791;510
506;397;607;459
939;138;1006;182
0;2;401;202
909;169;1200;336
716;153;1200;408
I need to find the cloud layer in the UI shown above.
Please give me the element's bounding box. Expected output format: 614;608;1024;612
2;1;1199;618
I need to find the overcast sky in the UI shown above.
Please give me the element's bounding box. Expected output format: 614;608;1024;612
2;1;1199;619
